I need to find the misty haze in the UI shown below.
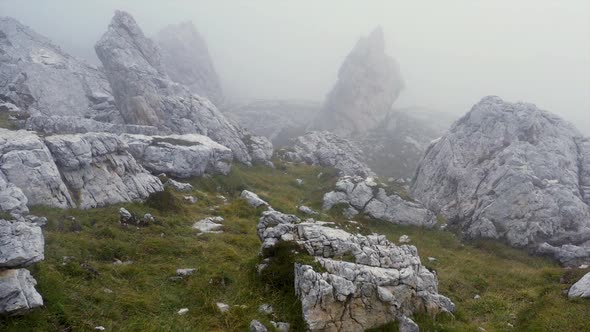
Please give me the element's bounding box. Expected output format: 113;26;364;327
0;1;589;331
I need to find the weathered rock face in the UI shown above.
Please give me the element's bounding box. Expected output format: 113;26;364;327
155;22;224;106
568;272;590;299
311;27;404;137
0;268;43;316
323;176;436;227
281;131;374;177
25;115;160;136
44;133;163;209
0;219;44;268
223;100;320;146
0;17;119;121
95;11;267;164
122;134;233;178
411;96;590;265
0;129;162;211
257;210;453;331
0;129;73;208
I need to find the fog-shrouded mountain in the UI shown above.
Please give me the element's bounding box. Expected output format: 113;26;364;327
155;21;224;106
311;27;404;137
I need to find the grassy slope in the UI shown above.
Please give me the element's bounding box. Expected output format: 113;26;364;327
1;162;589;331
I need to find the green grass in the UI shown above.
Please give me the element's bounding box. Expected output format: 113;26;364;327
1;162;589;331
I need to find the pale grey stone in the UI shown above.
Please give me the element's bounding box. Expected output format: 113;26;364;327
165;179;193;192
0;219;44;268
411;96;590;264
398;315;419;332
249;320;268;332
192;216;224;234
568;272;590;299
0;268;43;315
241;190;269;208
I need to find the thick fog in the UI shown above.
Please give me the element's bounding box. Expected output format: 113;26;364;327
1;0;588;133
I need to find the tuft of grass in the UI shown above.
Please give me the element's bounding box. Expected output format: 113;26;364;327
145;189;185;213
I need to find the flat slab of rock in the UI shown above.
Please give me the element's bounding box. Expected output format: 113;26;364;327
0;219;44;268
568;272;590;299
241;190;269;208
0;268;43;315
192;217;224;234
123;134;232;177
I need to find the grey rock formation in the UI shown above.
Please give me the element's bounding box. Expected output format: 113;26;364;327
25;115;160;136
223;100;320;146
95;11;266;164
0;17;118;121
257;210;453;331
0;172;28;218
249;320;268;332
312;27;404;137
281;131;374;177
398;315;420;332
241;190;269;208
192;216;224;234
122;134;233;177
411;96;590;265
0;219;44;268
44;133;163;209
164;179;193;192
568;272;590;299
246;135;274;167
0;129;72;208
323;176;436;227
0;268;43;315
155;22;224;106
0;129;162;211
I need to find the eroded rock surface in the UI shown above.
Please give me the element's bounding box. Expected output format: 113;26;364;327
568;272;590;299
323;176;436;227
0;268;43;316
281;131;374;177
311;27;404;137
257;210;453;331
122;134;233;177
412;96;590;265
44;133;163;209
155;22;224;106
0;219;44;268
95;11;268;165
0;17;118;121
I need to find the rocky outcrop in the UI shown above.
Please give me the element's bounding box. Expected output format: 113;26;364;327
122;134;233;177
568;272;590;299
0;17;119;121
155;22;224;106
0;129;73;208
411;96;590;265
578;137;590;206
95;11;269;165
281;131;374;177
25;115;160;136
323;176;436;227
0;268;43;315
257;210;453;331
44;133;163;209
311;27;404;137
0;219;44;268
0;129;162;211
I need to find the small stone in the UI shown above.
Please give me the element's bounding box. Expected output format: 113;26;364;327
240;190;269;208
399;235;411;243
474;294;481;300
258;303;273;315
177;308;189;315
298;205;319;215
183;196;198;204
165;179;193;192
270;321;290;332
102;288;113;294
176;268;196;277
398;315;419;332
427;257;437;262
143;213;154;223
579;264;589;269
216;302;230;313
249;320;268;332
95;327;106;331
119;208;132;222
295;179;304;185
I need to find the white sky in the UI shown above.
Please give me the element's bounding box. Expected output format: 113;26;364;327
1;0;589;133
